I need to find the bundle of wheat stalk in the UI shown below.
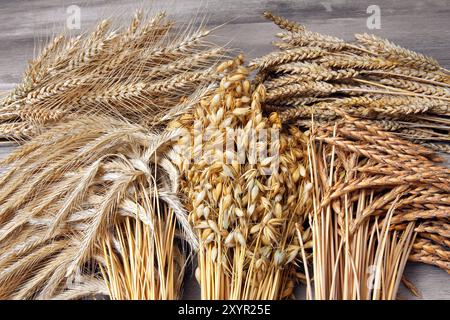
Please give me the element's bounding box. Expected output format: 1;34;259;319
0;116;196;299
0;10;223;140
251;13;450;153
168;55;312;299
101;206;186;299
304;116;449;299
0;10;228;300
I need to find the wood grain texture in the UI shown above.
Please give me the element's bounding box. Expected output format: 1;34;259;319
0;0;449;300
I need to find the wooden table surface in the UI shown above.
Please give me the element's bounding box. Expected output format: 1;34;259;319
0;0;449;300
